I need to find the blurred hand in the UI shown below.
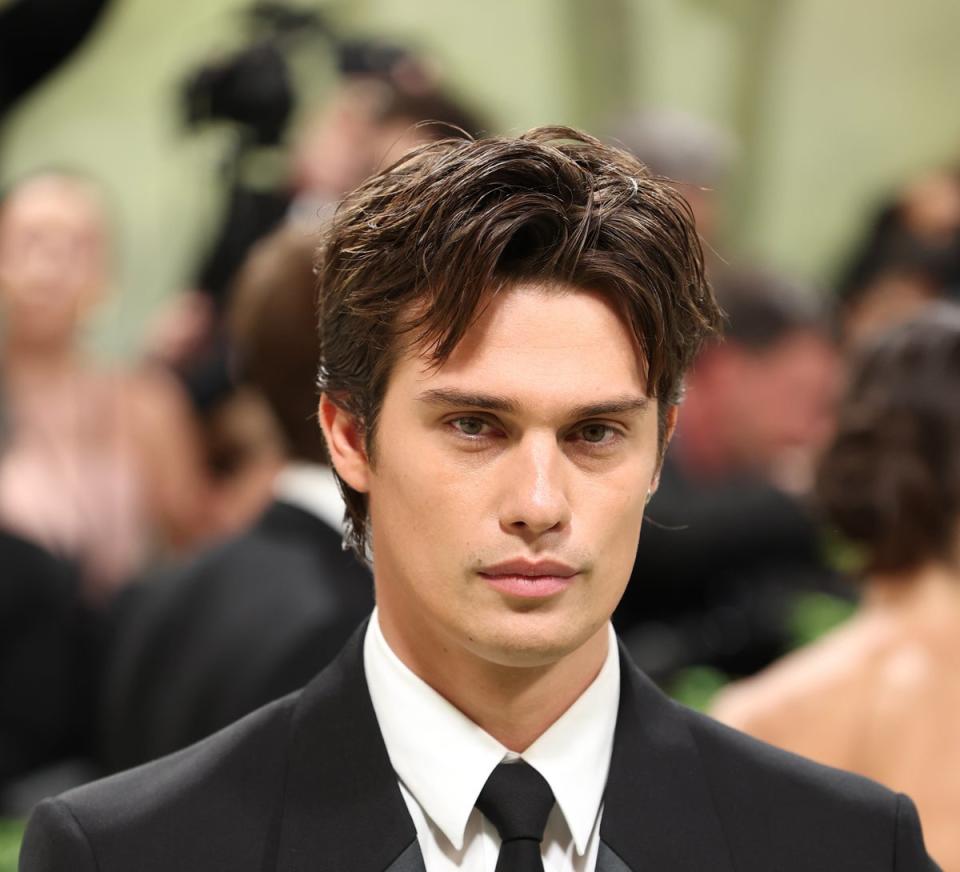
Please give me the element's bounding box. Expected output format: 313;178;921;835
144;290;214;366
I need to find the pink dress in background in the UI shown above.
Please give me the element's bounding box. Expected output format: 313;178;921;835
0;369;151;599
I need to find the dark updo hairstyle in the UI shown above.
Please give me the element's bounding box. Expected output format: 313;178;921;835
816;303;960;575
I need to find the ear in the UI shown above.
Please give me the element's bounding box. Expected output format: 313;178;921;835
650;405;679;495
318;393;371;494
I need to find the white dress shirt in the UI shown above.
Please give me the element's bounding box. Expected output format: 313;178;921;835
272;462;345;533
363;609;620;872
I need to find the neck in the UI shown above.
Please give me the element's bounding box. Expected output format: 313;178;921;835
2;336;80;380
377;608;609;752
864;560;960;614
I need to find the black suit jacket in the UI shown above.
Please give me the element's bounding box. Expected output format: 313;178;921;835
22;624;939;871
614;456;845;681
100;501;373;771
1;531;98;791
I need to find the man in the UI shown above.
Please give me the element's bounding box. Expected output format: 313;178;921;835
21;127;937;870
98;226;373;772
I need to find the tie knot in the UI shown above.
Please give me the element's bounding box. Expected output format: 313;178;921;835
475;761;555;844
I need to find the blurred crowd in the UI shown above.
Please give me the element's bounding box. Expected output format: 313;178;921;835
2;3;960;868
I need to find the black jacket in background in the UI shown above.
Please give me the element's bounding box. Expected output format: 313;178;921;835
23;623;939;871
615;456;844;680
0;530;98;790
99;500;373;771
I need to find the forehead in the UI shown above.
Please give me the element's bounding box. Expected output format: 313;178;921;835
1;178;104;237
397;283;649;406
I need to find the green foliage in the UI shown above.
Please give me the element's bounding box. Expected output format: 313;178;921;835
787;591;857;650
821;527;868;577
0;820;25;872
667;665;730;711
666;590;857;712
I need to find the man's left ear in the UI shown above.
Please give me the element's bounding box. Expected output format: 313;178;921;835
318;393;371;494
650;405;679;496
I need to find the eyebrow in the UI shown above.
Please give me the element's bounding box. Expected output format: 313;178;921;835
416;388;650;419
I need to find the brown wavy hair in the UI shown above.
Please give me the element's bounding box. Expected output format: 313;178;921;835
816;303;960;574
316;126;722;557
229;226;326;464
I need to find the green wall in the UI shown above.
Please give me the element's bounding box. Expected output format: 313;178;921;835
3;0;959;357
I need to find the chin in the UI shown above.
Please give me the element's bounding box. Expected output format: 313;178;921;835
465;610;604;669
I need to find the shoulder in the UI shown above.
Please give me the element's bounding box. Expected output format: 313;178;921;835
20;691;300;871
709;615;885;757
103;543;371;768
0;529;75;607
126;509;315;610
104;519;342;709
140;506;368;623
686;701;890;809
112;506;371;671
619;648;936;866
677;705;935;869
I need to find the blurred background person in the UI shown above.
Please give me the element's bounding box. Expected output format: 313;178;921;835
286;76;482;230
712;303;960;871
98;225;373;772
156;77;485;542
615;267;844;684
0;172;209;602
836;166;960;348
610;107;736;254
146;18;485;543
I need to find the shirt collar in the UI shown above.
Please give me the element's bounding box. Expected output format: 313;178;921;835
363;609;620;855
521;622;619;853
273;462;345;533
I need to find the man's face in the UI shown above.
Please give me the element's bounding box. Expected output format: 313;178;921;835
725;332;840;476
325;283;668;674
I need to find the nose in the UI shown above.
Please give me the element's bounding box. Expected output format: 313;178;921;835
499;433;571;539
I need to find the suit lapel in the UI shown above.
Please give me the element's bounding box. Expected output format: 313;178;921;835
273;621;424;872
382;843;427;872
271;628;732;872
596;841;633;872
598;644;735;872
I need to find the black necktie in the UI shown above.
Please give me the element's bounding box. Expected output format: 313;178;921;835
475;761;555;872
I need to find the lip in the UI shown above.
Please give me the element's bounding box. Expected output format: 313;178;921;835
478;559;579;599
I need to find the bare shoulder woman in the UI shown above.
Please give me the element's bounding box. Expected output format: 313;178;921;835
712;303;960;870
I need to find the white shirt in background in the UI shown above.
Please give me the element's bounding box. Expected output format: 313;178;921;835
273;462;345;534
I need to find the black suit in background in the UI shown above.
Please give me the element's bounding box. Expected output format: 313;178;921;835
614;456;846;681
0;530;99;796
23;622;939;871
99;500;373;772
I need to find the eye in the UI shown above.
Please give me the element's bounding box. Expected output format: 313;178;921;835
569;422;622;448
449;416;494;438
580;423;611;443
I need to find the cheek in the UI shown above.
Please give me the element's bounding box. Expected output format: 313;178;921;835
575;476;647;609
372;441;485;560
579;463;652;548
